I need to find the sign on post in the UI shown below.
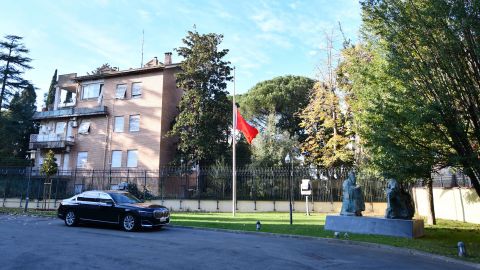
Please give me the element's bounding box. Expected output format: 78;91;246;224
301;179;312;195
301;179;312;216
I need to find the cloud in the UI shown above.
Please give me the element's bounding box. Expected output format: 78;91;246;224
256;33;292;49
251;11;285;32
137;9;152;22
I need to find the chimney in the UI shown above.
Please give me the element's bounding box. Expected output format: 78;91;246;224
154;57;158;65
164;52;172;65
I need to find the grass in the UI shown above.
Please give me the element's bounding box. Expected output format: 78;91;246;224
2;208;478;263
0;207;57;218
172;212;480;264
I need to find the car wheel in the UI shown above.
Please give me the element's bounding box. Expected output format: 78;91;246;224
64;211;78;227
122;214;137;232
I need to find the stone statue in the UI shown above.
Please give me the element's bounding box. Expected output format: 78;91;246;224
340;171;365;216
385;179;415;220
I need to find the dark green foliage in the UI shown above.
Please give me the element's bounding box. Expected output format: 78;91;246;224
45;69;57;108
126;182;153;201
170;29;232;167
87;63;115;75
0;84;37;160
238;75;315;140
360;0;480;196
0;35;32;110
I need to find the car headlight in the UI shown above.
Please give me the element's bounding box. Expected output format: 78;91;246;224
138;210;153;217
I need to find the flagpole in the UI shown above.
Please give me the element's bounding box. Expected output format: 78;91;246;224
232;66;237;217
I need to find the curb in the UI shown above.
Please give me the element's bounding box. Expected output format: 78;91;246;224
169;224;480;269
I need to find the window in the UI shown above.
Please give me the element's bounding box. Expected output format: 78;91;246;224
115;84;127;99
77;197;98;202
114;116;124;132
129;115;140;132
82;83;103;99
76;152;88;168
127;150;138;167
55;122;66;135
78;121;91;135
111;151;122;168
132;82;142;98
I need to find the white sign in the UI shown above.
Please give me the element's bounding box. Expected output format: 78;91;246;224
301;179;312;195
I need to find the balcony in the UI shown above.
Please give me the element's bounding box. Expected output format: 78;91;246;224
29;134;75;150
32;106;107;120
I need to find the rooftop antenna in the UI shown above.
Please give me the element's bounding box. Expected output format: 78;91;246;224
141;29;144;67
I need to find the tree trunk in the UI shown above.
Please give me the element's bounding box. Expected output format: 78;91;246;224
425;178;436;225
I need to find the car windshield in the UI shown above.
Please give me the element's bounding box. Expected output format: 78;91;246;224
108;193;141;204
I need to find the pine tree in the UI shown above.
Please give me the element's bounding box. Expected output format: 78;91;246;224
0;35;32;110
8;84;37;159
45;69;57;109
169;29;232;166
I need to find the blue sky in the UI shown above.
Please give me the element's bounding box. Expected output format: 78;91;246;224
1;0;362;108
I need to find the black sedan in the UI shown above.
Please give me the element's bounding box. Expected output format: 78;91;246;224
57;190;170;231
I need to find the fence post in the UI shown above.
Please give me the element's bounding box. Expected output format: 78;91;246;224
144;170;147;199
2;175;7;207
72;169;77;195
252;170;256;211
36;177;42;208
197;165;200;210
54;177;59;208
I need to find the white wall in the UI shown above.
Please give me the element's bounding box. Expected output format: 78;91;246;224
149;199;387;216
1;198;386;216
413;187;480;224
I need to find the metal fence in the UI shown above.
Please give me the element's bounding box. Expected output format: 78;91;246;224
0;166;390;206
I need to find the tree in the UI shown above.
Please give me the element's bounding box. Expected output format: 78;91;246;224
250;113;298;167
338;43;455;224
169;29;232;166
45;69;57;109
299;31;354;169
361;0;480;198
40;150;58;209
7;84;38;159
0;35;32;110
41;150;58;177
299;81;354;168
238;75;315;140
87;63;115;75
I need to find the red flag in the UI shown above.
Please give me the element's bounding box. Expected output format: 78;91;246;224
236;109;258;144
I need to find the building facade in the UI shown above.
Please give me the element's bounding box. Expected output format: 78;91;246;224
29;53;182;171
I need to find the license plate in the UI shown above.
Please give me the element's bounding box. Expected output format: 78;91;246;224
160;217;167;222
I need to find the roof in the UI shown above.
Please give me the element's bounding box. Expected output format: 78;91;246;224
74;63;180;82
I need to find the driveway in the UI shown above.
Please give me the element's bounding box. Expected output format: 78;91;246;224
0;214;476;270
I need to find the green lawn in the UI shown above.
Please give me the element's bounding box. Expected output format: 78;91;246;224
2;208;478;263
172;212;480;263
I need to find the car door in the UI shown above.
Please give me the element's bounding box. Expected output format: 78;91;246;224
76;192;100;221
95;192;119;223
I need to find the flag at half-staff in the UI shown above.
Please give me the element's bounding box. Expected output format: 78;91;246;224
235;106;259;144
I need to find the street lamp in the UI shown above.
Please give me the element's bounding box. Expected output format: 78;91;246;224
285;153;293;225
24;154;34;212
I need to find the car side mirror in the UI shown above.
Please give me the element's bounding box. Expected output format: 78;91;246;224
106;200;115;206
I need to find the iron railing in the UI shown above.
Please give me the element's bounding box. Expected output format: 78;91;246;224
29;134;75;149
32;106;107;120
0;166;392;206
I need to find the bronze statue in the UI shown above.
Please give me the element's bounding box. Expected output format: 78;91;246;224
385;179;415;219
340;171;365;216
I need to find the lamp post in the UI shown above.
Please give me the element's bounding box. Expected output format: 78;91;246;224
285;153;293;225
24;159;33;212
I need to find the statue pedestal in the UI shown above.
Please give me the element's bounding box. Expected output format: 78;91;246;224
325;215;424;239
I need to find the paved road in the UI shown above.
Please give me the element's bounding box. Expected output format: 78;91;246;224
0;214;477;270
